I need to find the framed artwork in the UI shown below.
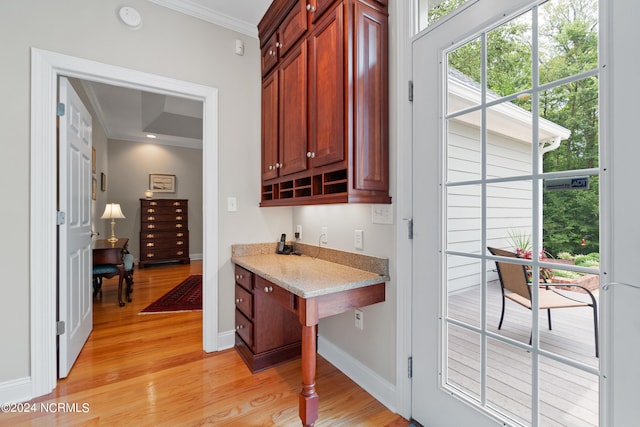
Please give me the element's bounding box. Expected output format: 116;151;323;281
92;177;97;200
149;174;176;193
92;147;96;174
101;172;106;192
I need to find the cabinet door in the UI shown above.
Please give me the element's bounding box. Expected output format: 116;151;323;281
262;72;279;181
353;1;388;191
278;0;308;58
261;33;279;76
310;0;339;23
279;43;308;176
308;4;345;169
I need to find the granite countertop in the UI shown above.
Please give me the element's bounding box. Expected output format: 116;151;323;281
231;243;389;299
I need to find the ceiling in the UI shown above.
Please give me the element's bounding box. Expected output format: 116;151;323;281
82;0;272;150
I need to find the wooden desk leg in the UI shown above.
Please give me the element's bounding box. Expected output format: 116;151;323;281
299;324;318;427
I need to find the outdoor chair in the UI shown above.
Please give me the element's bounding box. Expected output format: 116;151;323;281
488;246;599;357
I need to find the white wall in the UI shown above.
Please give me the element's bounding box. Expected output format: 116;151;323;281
0;0;291;384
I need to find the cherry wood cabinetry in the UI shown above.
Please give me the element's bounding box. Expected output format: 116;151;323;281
258;0;390;206
139;199;190;268
234;266;302;373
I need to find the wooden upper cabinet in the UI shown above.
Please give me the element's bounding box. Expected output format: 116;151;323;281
261;72;279;181
258;0;390;206
279;42;308;177
352;1;389;193
308;4;344;169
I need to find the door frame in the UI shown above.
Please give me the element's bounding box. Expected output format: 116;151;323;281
30;48;219;397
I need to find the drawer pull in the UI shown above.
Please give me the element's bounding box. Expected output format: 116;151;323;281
235;298;244;304
177;251;184;256
146;243;155;247
176;224;183;228
177;233;184;237
147;224;155;229
176;208;183;213
173;202;181;206
177;241;184;245
264;286;273;293
150;201;158;206
147;208;155;213
236;324;244;330
147;253;155;258
146;233;155;238
147;216;155;221
176;216;183;220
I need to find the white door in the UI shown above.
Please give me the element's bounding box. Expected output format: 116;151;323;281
412;1;603;425
58;76;93;378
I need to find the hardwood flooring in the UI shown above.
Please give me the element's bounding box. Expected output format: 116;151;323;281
3;261;409;426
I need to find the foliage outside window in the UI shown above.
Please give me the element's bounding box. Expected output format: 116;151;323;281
418;0;470;31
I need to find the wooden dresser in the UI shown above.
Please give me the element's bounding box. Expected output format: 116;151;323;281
139;199;190;268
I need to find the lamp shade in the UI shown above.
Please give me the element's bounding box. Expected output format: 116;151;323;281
101;203;126;219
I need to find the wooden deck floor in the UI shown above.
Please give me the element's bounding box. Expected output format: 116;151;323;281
445;281;600;426
3;261;408;427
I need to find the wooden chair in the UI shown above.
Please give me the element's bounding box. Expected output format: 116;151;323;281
488;246;599;357
93;253;134;307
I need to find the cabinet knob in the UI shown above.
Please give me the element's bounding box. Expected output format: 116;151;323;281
236;274;243;280
264;286;273;293
276;163;282;168
236;324;244;330
236;298;243;304
268;165;274;170
306;4;316;12
276;42;282;48
306;152;316;158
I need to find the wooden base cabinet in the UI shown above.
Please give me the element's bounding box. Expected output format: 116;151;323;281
139;199;190;268
234;265;302;372
258;0;390;206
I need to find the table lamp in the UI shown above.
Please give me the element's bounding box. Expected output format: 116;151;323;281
101;203;126;243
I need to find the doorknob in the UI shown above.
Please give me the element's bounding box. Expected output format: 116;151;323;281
91;231;100;238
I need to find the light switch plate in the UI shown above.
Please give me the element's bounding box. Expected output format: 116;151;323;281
354;229;363;250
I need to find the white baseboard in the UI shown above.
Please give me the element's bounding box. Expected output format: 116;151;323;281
317;335;398;414
0;377;32;405
190;253;203;261
217;330;235;351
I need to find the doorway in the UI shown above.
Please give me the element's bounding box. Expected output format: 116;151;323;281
410;0;604;426
30;48;219;397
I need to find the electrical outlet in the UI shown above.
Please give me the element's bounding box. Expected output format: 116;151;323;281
227;197;237;212
321;226;328;244
296;225;302;240
355;309;364;330
354;229;363;250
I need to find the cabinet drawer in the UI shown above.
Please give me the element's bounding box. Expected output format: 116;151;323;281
235;310;253;348
142;206;188;215
141;213;187;222
235;265;252;291
141;199;187;208
255;275;294;312
235;285;253;318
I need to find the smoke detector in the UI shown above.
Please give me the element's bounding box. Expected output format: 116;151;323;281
118;6;143;30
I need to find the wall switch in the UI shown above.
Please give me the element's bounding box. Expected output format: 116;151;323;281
321;227;328;244
296;225;302;240
354;229;364;250
227;197;237;212
355;309;364;330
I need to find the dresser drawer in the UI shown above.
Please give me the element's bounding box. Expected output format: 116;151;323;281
255;275;294;311
140;247;189;261
235;265;252;291
140;231;187;240
140;237;189;250
141;221;188;231
141;199;188;208
235;310;253;348
141;206;187;215
141;213;187;222
235;284;253;318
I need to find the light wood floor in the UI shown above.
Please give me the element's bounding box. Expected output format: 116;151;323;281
5;261;409;426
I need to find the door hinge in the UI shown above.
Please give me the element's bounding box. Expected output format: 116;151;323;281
408;80;414;102
408;218;414;240
408;356;413;378
56;321;65;336
57;102;66;117
56;211;66;225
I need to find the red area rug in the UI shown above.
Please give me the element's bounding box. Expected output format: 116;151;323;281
140;275;202;314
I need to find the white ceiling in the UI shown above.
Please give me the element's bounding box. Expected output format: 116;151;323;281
82;0;272;150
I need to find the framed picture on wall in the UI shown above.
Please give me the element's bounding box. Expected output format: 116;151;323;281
92;147;96;174
149;174;176;193
101;172;106;192
92;177;97;200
